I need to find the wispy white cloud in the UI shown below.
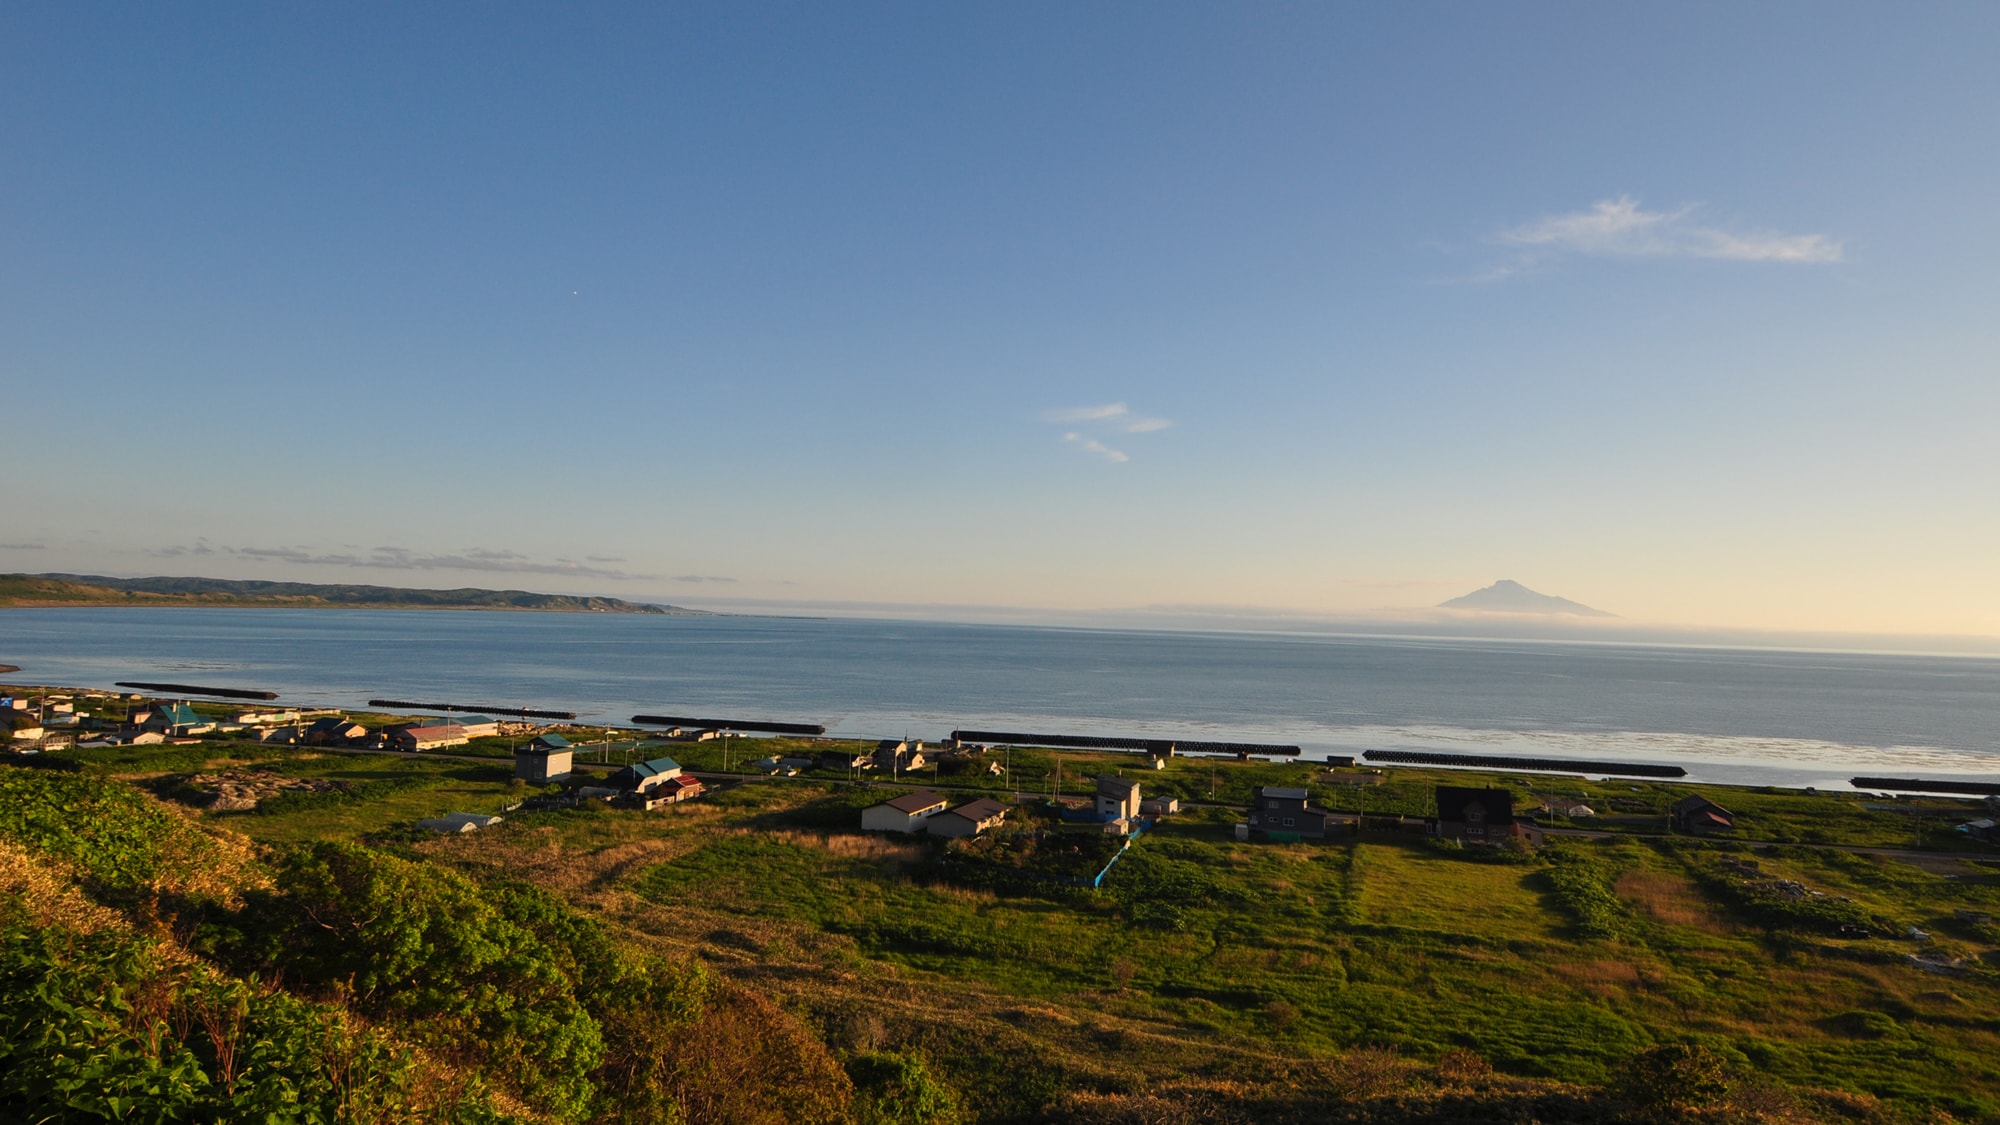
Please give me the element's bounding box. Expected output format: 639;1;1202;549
1043;403;1131;424
1043;401;1169;462
0;542;45;550
1064;432;1128;463
224;544;656;581
671;574;736;584
1465;196;1842;280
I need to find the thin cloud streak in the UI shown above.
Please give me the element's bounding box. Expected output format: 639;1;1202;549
1471;196;1843;279
223;544;655;581
1043;403;1130;423
1044;401;1169;461
1064;432;1128;463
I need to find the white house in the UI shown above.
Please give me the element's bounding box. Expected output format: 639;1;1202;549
927;798;1008;839
860;790;949;833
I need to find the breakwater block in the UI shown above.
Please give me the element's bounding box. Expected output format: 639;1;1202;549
0;664;20;675
632;714;826;736
950;729;1302;757
1363;749;1686;777
117;681;278;701
1852;776;2000;796
370;699;577;721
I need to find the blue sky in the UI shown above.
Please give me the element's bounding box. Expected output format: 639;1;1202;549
5;4;1998;635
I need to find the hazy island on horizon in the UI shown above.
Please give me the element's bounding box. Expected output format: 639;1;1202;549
0;573;709;615
1439;579;1612;617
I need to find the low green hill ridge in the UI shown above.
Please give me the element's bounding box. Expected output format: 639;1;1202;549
1;574;700;614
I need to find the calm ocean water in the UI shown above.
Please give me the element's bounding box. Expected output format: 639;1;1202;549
4;607;1999;789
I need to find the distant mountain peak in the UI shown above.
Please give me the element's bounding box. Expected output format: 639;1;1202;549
1439;579;1611;617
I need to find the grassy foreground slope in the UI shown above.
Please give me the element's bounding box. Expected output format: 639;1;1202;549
0;573;695;613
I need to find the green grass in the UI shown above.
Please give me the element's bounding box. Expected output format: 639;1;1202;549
615;786;2000;1117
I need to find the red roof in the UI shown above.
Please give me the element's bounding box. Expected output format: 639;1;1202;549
403;725;466;739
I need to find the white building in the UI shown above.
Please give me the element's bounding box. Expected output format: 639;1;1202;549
860;790;949;833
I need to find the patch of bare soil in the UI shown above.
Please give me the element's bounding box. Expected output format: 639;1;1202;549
170;769;342;812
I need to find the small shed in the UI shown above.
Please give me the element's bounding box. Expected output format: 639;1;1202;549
861;790;949;833
928;797;1009;838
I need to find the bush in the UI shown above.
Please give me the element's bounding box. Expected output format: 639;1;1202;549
1619;1042;1732;1119
233;842;606;1121
0;908;508;1124
1540;846;1629;940
0;768;222;894
849;1050;961;1125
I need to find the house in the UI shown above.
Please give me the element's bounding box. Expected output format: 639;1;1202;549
819;749;874;770
1139;796;1179;817
1434;787;1531;844
305;717;369;745
928;798;1009;838
260;725;303;745
1248;786;1329;840
609;755;684;795
860;790;950;833
1671;795;1736;836
233;710;299;726
630;775;705;811
9;725;45;742
875;740;926;774
143;703;214;736
451;715;501;738
417;812;504;833
121;730;167;746
1095;776;1140;821
388;724;469;752
1956;819;1997;844
515;736;575;783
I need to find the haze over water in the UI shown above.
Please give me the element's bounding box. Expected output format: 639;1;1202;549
5;607;1999;790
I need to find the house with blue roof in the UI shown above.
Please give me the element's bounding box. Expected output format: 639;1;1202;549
515;733;575;784
610;755;683;795
142;703;214;736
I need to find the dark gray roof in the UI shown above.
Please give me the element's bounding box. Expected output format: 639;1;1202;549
1260;786;1310;800
877;790;949;814
1436;786;1515;824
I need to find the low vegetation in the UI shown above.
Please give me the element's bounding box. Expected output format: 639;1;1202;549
4;721;1998;1122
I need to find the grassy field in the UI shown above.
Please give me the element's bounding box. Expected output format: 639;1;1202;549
28;729;2000;1120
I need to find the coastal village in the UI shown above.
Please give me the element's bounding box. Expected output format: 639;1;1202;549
6;679;2000;1121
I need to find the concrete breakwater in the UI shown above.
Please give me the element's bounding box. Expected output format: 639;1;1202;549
950;729;1302;757
1364;749;1686;777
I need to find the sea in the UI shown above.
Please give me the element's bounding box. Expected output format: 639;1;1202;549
4;607;1999;791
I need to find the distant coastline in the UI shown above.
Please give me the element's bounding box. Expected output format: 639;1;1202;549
0;574;705;616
